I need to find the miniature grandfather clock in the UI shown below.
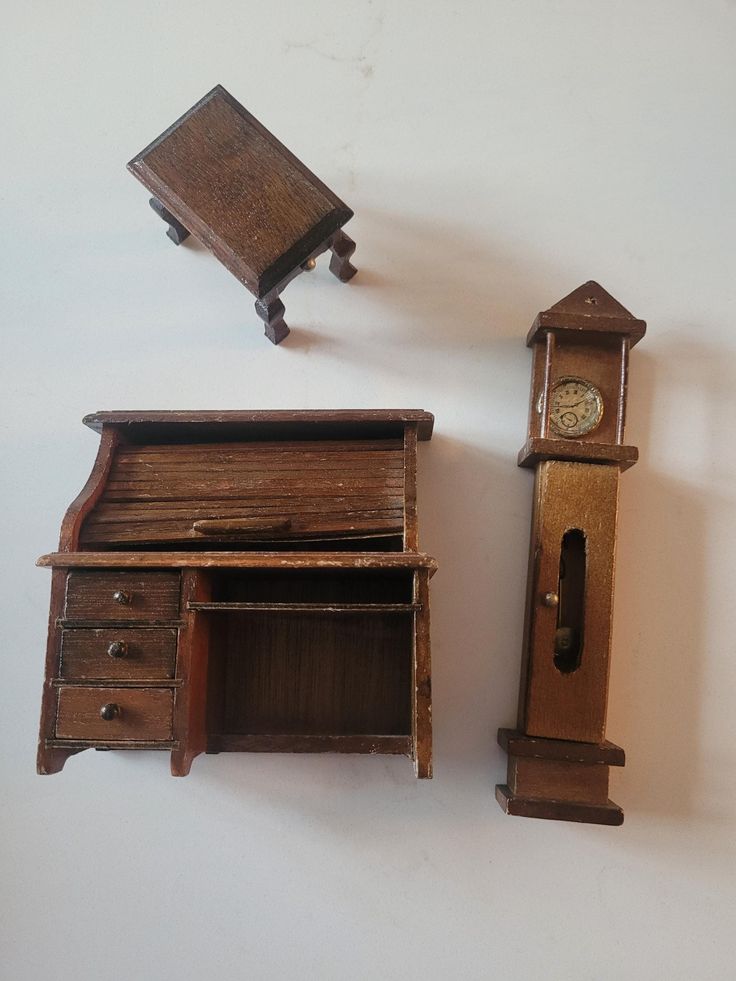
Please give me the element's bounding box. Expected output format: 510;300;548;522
496;282;646;826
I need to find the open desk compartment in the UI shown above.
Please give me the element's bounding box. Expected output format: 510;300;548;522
202;570;416;755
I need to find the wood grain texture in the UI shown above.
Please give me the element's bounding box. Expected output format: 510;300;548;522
403;423;418;551
412;569;433;778
59;628;177;680
55;687;173;741
499;283;643;822
64;571;181;621
526;281;646;347
518;436;638;470
213;612;412;738
38;410;435;777
37;570;82;774
59;428;120;550
522;461;620;743
208;734;411;755
508;757;610;804
39;551;438;573
82;410;435;440
205;570;412;741
78;440;406;547
171;570;211;776
495;784;624;826
128;85;353;296
497;729;625;765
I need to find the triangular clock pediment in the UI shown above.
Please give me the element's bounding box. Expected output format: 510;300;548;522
547;281;636;321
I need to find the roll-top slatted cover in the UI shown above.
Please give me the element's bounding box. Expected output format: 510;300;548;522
80;439;406;548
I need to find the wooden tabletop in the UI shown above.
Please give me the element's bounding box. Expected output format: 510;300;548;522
128;85;353;297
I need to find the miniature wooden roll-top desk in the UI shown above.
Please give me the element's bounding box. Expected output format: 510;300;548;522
37;411;435;778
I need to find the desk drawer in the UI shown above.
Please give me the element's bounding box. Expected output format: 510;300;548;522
59;628;177;680
64;571;180;621
55;687;174;741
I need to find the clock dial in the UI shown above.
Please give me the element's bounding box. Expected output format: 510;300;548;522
538;376;604;438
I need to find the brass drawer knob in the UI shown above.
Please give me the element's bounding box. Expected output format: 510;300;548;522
99;703;121;721
542;592;559;608
107;640;128;658
112;589;131;606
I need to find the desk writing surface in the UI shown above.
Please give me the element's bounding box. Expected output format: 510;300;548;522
128;86;353;294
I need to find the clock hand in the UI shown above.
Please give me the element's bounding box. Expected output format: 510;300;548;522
558;397;591;409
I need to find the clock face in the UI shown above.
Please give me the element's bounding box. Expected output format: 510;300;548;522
538;376;604;438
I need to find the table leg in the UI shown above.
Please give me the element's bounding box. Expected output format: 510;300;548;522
254;292;290;345
149;197;190;245
328;229;357;282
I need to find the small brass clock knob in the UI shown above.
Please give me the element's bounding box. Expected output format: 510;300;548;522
100;703;120;721
107;640;128;658
112;589;131;606
542;592;559;608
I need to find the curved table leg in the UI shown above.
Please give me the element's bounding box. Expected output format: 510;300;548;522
149;197;190;245
255;292;290;345
329;229;357;282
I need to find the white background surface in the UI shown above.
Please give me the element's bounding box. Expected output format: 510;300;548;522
3;2;735;979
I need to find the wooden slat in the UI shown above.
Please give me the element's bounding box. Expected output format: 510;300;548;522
84;504;405;525
207;734;412;754
78;436;409;546
38;551;439;572
497;728;625;766
81;517;404;545
45;739;178;751
187;602;421;613
114;439;405;457
83;411;435;440
52;678;184;688
412;569;433;778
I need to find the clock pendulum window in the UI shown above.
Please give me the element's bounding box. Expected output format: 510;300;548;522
496;281;646;826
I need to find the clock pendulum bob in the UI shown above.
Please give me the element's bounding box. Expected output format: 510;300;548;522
496;282;647;826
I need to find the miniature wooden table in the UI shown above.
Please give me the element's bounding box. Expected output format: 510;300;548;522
128;85;357;344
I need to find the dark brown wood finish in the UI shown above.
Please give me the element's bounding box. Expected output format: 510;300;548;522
128;85;357;344
64;571;181;621
81;410;435;440
59;428;121;550
38;551;438;573
55;687;173;741
171;570;212;776
37;570;82;774
59;628;177;680
37;411;435;777
78;439;407;547
412;569;433;778
497;283;645;826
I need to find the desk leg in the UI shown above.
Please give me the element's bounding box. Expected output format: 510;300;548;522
37;570;85;774
328;229;357;282
171;570;211;777
149;197;190;245
412;569;433;778
255;291;290;345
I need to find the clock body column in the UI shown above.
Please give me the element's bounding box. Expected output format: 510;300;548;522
497;281;646;826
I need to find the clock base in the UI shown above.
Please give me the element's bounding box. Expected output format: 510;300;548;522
495;784;623;826
496;728;625;826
